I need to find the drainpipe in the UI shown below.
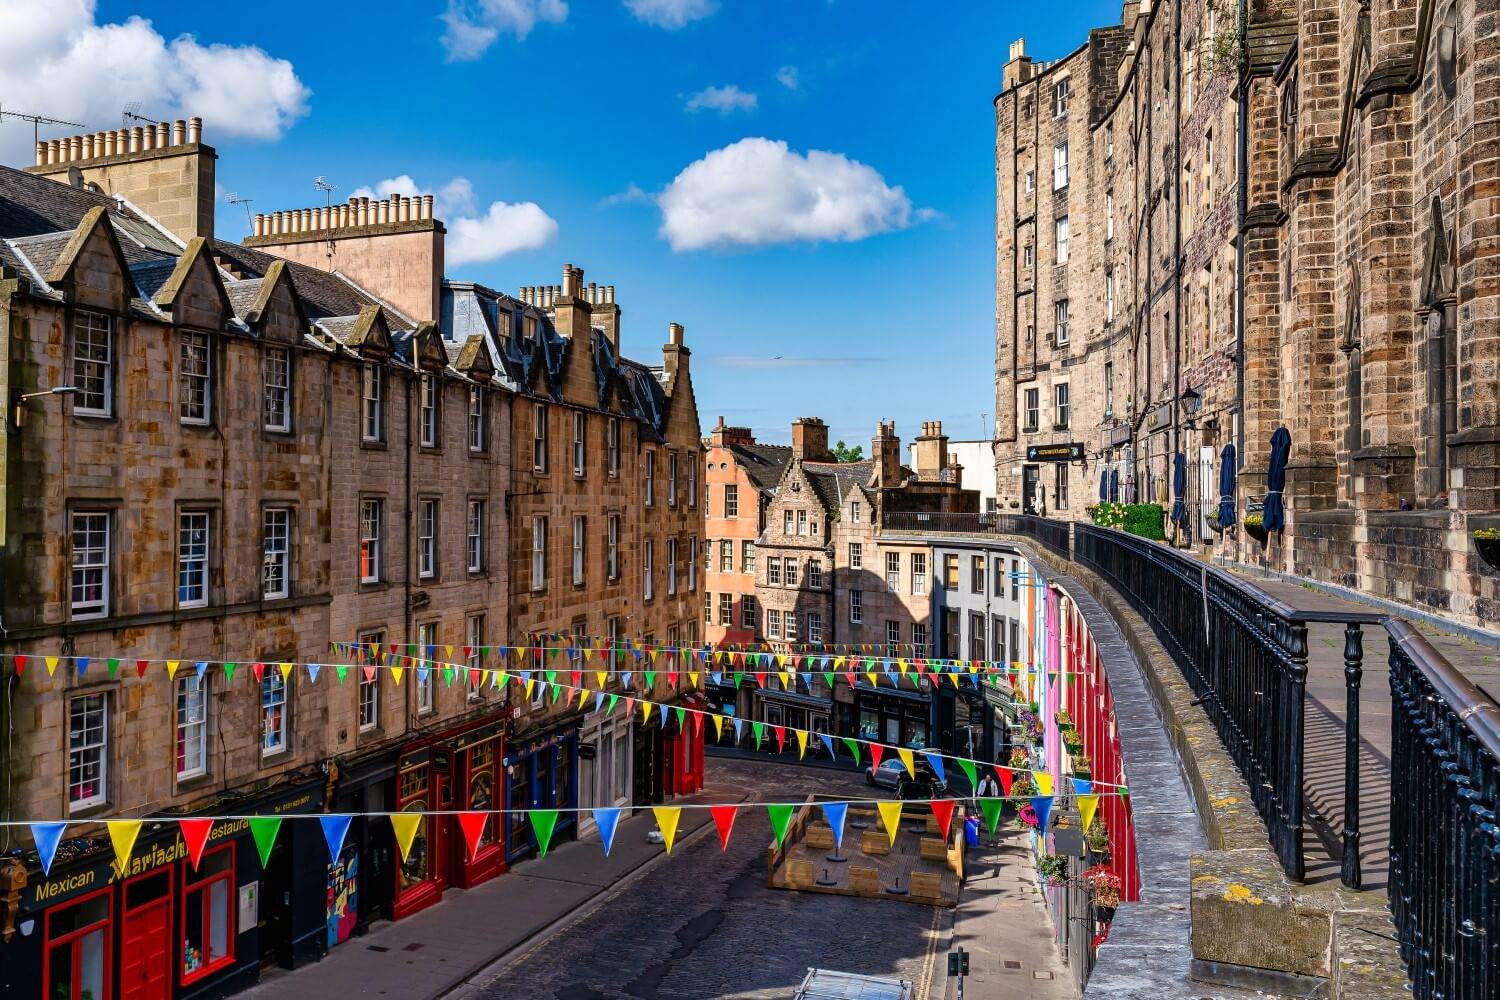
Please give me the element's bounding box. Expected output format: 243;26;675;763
1172;0;1184;543
403;370;414;739
1235;0;1249;479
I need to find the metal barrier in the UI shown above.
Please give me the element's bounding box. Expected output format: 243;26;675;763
880;511;996;534
1386;620;1500;1000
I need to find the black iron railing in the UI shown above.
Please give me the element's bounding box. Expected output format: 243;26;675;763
1387;620;1500;1000
881;510;996;534
995;513;1072;558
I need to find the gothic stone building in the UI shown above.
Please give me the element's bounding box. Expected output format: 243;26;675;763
994;0;1500;629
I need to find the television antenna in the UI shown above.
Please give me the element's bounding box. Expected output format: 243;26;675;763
121;102;154;128
225;192;254;228
314;176;338;268
0;103;85;149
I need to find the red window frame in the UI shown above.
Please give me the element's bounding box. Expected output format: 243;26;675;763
180;843;236;985
42;884;113;1000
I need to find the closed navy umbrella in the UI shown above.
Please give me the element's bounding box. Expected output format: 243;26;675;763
1263;427;1292;533
1109;468;1119;502
1217;443;1237;529
1099;467;1108;501
1171;452;1189;527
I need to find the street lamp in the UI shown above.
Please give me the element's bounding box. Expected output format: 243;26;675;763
11;385;78;429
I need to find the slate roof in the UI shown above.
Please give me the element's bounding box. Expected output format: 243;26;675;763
804;460;875;510
210;240;402;325
1248;17;1298;76
728;442;792;493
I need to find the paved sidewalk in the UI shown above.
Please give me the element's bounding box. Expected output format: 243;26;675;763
239;778;749;1000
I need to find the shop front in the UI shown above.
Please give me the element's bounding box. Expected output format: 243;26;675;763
1;777;325;1000
665;695;708;796
852;683;932;750
577;707;633;838
753;687;833;736
502;719;580;863
390;715;508;921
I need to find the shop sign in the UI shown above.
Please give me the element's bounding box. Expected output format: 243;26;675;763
1148;403;1172;431
578;742;598;760
1107;424;1131;446
1025;442;1084;463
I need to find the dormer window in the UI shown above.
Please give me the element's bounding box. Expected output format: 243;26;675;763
72;310;113;417
419;373;439;448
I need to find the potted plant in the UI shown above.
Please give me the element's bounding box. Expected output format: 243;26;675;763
1083;864;1122;912
1071;753;1092;779
1474;527;1500;572
1244;512;1268;544
1086;818;1110;860
1037;853;1069;886
1055;709;1073;729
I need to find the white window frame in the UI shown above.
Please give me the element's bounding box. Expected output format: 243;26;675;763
784;557;799;588
361;363;383;442
850;589;864;624
72;310;113;417
667;537;679;596
467;500;485;573
360;499;383;583
69;510;110;619
742;596;758;631
688;538;697;591
767;608;782;640
914;623;929;655
177;509;210;609
885;551;901;592
532;515;548;591
468;386;487;452
1024;388;1041;432
808;612;824;644
850;501;861;524
1056;299;1070;346
532;403;548;472
572;515;586;586
1053;142;1069;190
178;331;211;425
416;623;437;714
264;347;291;432
358;670;379;733
261;672;288;756
644;450;656;506
1055;215;1070;264
783;509;794;534
808;559;823;589
607;417;621;477
668;453;678;507
607;515;620;581
796;509;807;535
1052;77;1071;117
688;455;697;508
912;552;928;596
419;373;439;448
849;543;862;570
724;485;739;518
1106;191;1115;242
68;692;108;809
175;674;208;780
418;498;438;579
1056;382;1071;428
768;557;782;586
466;615;485;701
644;539;655;601
573;410;586;477
784;610;798;642
262;507;291;600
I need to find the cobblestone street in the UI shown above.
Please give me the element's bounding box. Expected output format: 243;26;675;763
454;758;945;999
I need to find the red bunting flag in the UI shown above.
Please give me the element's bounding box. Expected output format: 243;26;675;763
457;812;488;861
136;659;149;678
709;805;737;850
772;726;786;752
12;655;25;677
755;671;767;689
692;712;704;738
995;766;1014;796
469;668;481;688
179;818;215;870
930;800;955;840
252;662;265;683
362;665;376;682
869;743;885;771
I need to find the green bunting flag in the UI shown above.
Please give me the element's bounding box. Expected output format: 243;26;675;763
674;706;686;731
223;661;237;683
645;670;656;688
336;664;348;682
250;817;282;868
752;721;765;748
529;810;559;857
608;694;619;714
978;798;1004;837
767;804;794;849
842;737;861;767
106;658;120;678
822;671;835;689
957;759;978;790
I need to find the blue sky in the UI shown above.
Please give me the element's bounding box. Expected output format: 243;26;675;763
27;0;1117;447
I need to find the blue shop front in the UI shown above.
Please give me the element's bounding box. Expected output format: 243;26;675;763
502;715;581;863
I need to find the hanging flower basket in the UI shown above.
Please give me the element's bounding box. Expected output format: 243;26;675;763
1244;513;1268;544
1474;529;1500;572
1037;853;1069;886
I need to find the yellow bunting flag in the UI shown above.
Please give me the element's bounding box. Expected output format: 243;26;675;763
866;672;878;687
577;688;589;709
390;813;422;863
795;729;808;759
596;672;609;689
653;806;682;854
1078;794;1101;833
876;801;903;846
640;699;652;723
445;645;454;659
166;660;180;679
279;662;293;682
779;671;791;689
46;656;60;677
108;820;143;875
525;679;536;700
1034;771;1053;797
391;666;405;686
712;715;724;739
897;748;915;778
688;671;699;687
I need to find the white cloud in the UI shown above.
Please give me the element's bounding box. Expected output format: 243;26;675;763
439;0;567;61
352;174;557;267
683;85;757;115
623;0;717;29
600;183;653;207
657;138;913;252
776;65;800;90
0;0;309;164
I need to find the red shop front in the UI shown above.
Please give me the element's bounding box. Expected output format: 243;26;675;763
391;716;508;920
665;695;708;796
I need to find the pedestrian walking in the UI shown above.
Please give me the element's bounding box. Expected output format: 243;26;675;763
975;772;1001;847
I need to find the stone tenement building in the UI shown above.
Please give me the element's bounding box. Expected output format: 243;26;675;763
0;122;701;995
725;418;976;745
702;417;791;645
994;0;1500;629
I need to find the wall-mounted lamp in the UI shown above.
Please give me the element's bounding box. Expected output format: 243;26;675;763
11;386;78;429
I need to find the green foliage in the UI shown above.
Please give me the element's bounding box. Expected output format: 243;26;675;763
1121;504;1166;540
832;440;865;462
1475;528;1500;541
1088;502;1127;528
1036;853;1069;884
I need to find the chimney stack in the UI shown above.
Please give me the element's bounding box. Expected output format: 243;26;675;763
1003;37;1035;89
709;416;755;449
790;417;833;463
912;419;949;481
870;420;902;488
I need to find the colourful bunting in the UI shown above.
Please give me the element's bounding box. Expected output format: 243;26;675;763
957;758;977;790
820;802;847;849
529;810;560;857
1078;794;1100;833
930;800;955;840
710;806;737;851
766;805;794;849
876;801;903;846
978;798;1004;837
1030;796;1054;831
795;729;808;759
250;817;282;868
390;813;422;863
653;806;681;854
457;812;488;861
594;808;622;856
179;818;215;870
31;822;65;876
320;815;352;862
107;820;143;874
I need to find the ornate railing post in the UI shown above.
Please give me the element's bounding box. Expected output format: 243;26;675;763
1341;623;1363;889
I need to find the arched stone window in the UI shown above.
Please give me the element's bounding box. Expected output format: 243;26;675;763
1436;1;1459;100
1417;195;1457;503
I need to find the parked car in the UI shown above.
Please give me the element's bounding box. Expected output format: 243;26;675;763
864;757;947;799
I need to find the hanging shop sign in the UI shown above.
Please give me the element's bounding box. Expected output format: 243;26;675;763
1026;443;1084;463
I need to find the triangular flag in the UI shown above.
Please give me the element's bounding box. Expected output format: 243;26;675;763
390;813;422;863
766;804;794;849
820;733;835;759
336;665;348;683
842;738;861;766
166;660;181;680
930;800;955;840
529;810;560;857
46;656;60;677
870;743;885;771
821;802;848;849
222;661;236;683
923;751;945;786
795;729;808;759
979;798;1004;836
594;808;622;856
179;818;214;870
31;822;66;876
135;659;148;678
772;726;786;753
107;820;143;874
279;662;293;682
640;699;652;724
896;747;915;777
712;714;724;740
1073;778;1093;795
457;812;488;861
995;766;1014;797
653;806;682;854
1030;796;1054;831
957;758;977;790
1078;794;1101;833
752;721;765;748
391;666;405;686
733;718;744;743
76;656;89;676
320;815;352;862
709;805;737;850
876;801;903;846
1034;771;1053;797
250;817;282;868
